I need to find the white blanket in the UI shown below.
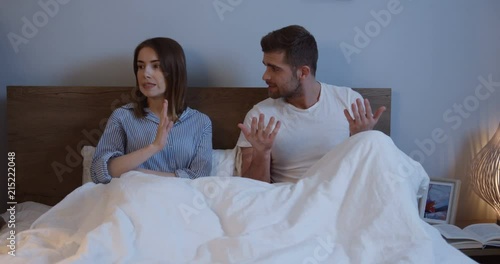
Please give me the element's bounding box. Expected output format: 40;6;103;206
0;131;474;263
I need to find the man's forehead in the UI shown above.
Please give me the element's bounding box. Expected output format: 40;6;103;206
263;51;286;64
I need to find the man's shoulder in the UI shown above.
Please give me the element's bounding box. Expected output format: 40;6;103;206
249;97;285;114
320;82;362;99
321;82;357;93
254;97;278;107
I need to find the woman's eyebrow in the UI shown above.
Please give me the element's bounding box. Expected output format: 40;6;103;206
137;59;160;63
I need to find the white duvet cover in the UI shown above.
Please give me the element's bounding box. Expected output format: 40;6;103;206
0;132;474;263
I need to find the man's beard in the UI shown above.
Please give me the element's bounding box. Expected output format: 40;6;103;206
269;77;302;99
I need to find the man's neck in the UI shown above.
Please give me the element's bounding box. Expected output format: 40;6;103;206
286;80;321;109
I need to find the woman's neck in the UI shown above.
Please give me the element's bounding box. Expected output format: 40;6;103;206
147;97;165;118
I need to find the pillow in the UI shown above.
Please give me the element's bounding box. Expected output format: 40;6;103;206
210;148;238;176
81;145;96;184
81;146;239;180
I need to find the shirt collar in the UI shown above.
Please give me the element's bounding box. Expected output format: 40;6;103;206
121;103;193;124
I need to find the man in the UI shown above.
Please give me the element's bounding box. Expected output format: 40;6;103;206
236;25;386;183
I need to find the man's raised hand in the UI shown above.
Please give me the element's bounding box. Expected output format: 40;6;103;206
344;98;386;135
238;113;281;153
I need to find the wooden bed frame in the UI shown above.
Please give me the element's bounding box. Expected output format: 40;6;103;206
7;86;391;206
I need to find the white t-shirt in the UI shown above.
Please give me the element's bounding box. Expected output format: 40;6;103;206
236;83;362;183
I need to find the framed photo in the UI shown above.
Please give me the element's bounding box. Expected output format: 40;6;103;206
418;177;461;225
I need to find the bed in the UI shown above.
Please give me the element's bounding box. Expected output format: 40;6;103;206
1;86;474;263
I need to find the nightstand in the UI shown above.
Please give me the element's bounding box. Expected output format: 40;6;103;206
461;248;500;263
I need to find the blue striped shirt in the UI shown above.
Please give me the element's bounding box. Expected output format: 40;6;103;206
91;103;212;184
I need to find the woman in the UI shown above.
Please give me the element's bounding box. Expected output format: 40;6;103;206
91;37;212;183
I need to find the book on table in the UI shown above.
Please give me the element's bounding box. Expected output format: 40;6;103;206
432;223;500;249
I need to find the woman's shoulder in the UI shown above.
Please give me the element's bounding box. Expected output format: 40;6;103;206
109;103;136;120
182;107;212;124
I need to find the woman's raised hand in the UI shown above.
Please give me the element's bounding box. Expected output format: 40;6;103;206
152;99;174;151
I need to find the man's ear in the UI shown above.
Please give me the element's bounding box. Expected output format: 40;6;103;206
297;65;311;80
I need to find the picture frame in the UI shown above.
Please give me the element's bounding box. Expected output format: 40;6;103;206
418;177;461;225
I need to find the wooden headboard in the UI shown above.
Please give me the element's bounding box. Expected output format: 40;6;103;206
7;86;391;205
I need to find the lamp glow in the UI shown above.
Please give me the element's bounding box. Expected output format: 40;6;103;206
470;122;500;224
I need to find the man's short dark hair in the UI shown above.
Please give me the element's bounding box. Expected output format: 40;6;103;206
260;25;318;76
